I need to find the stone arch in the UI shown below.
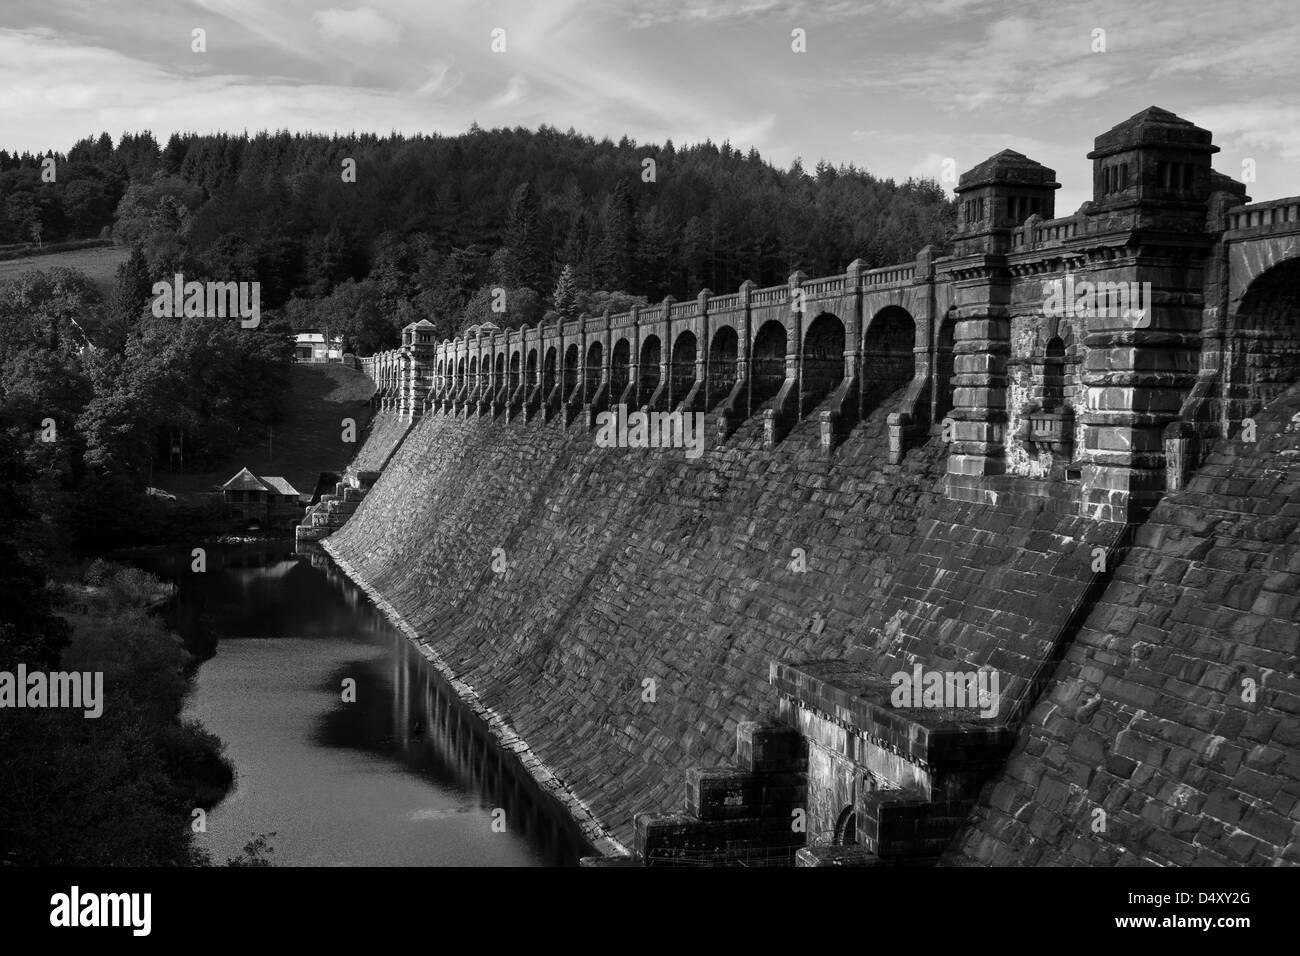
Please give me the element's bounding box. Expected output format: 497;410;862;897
833;805;857;846
934;307;958;422
468;355;479;393
456;356;466;389
669;330;697;405
526;348;538;388
494;351;505;383
542;346;557;395
611;337;632;401
1227;256;1300;421
563;343;580;398
509;350;521;393
751;319;787;410
801;312;846;410
862;306;916;416
585;340;603;400
707;325;738;409
638;334;661;405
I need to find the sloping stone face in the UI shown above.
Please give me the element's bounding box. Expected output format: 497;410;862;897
950;381;1300;866
325;382;1158;849
350;411;411;473
327;398;946;846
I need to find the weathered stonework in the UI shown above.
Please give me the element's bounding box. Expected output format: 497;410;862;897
329;107;1300;865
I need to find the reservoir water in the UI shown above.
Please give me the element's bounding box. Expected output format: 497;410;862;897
132;541;585;867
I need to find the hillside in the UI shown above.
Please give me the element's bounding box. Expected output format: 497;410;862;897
0;244;128;298
153;362;375;501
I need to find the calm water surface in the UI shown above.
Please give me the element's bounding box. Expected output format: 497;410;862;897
132;541;584;867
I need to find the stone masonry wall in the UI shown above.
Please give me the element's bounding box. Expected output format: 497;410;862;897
351;411;411;473
325;388;1132;849
951;381;1300;866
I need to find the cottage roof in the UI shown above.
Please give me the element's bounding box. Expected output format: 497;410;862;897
223;467;270;492
261;476;300;497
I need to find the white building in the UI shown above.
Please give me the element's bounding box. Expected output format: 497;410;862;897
293;332;344;362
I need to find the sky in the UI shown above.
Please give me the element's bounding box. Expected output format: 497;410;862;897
1;0;1297;212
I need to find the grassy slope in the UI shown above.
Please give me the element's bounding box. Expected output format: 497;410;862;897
0;244;130;298
153;362;376;501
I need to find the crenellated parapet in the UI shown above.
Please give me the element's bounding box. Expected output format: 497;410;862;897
355;107;1300;526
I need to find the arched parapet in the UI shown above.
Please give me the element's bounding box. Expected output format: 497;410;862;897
761;272;805;447
463;323;497;418
634;330;661;410
669;328;700;412
560;334;583;426
637;300;671;413
666;290;709;413
706;323;739;411
464;353;480;419
542;341;563;423
491;347;508;418
609;334;633;409
802;311;849;449
862;305;921;463
521;339;543;422
717;280;756;439
608;306;640;408
1161;248;1300;487
450;343;469;416
580;314;611;427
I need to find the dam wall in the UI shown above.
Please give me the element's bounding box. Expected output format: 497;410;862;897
953;381;1300;866
326;393;1122;850
323;107;1300;863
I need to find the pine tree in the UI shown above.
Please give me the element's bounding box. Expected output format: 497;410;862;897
598;178;636;291
503;182;545;292
552;264;578;319
102;245;152;352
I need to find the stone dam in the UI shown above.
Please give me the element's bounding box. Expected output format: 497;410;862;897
306;108;1300;866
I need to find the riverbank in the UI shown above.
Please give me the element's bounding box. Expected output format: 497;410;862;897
0;560;234;866
321;541;628;860
158;539;583;865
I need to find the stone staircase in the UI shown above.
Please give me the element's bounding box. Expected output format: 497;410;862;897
294;469;380;542
630;722;809;866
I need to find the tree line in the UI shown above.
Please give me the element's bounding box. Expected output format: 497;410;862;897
10;125;955;352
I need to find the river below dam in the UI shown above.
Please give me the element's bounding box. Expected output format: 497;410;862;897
128;540;585;867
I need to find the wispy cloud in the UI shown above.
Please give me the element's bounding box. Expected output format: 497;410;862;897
312;7;402;46
0;0;1294;209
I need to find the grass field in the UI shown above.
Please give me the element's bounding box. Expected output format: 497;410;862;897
152;362;376;502
0;244;130;298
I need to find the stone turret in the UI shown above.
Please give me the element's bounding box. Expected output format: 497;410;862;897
1087;106;1218;229
953;149;1060;256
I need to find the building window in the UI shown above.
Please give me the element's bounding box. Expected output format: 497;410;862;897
1043;336;1066;411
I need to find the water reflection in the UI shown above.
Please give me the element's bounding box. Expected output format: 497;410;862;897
129;540;585;867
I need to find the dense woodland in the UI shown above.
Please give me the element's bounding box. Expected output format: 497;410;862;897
3;126;955;349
